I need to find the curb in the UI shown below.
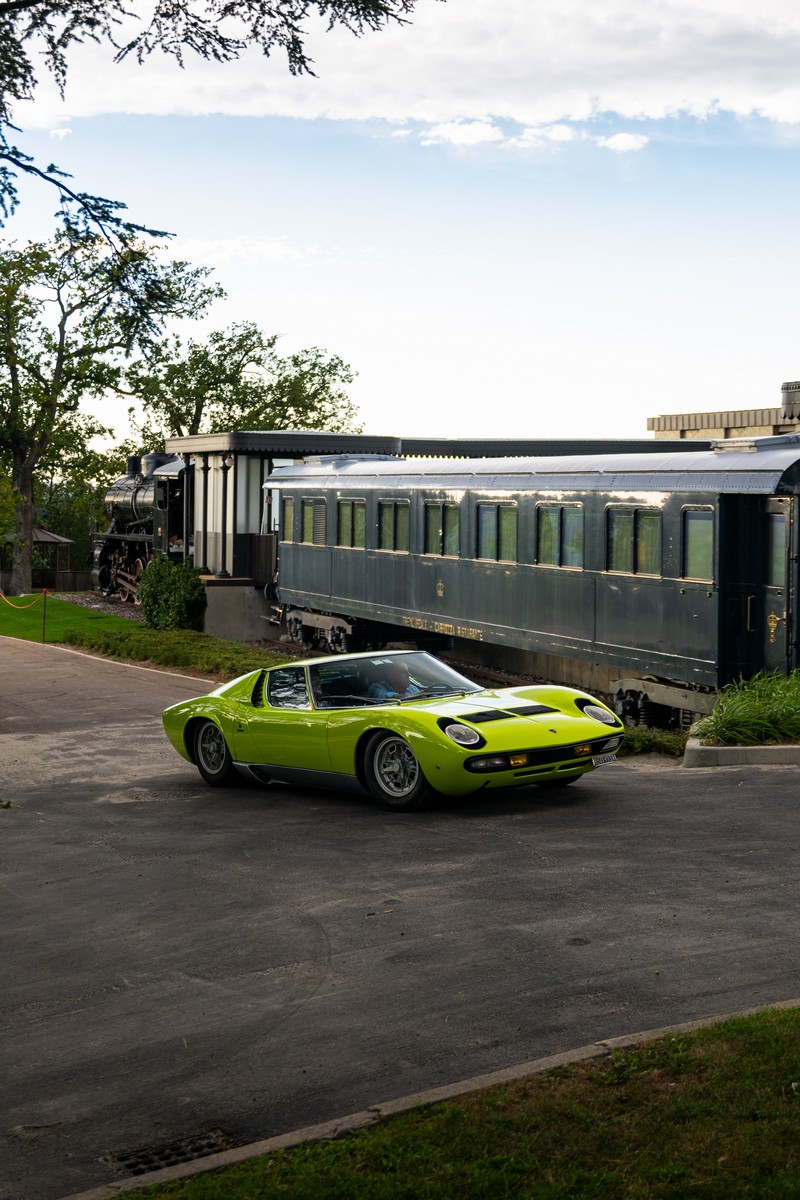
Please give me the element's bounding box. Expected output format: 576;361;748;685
683;736;800;767
60;997;800;1200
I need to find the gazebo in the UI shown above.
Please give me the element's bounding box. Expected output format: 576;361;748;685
0;527;77;591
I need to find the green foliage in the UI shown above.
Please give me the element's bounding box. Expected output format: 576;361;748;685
695;671;800;746
123;322;362;447
137;559;208;632
0;231;221;592
617;725;688;758
61;625;289;677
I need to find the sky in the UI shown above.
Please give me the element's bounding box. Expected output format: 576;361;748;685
10;0;800;442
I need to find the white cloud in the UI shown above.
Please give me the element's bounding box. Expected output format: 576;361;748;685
49;127;71;140
420;119;505;147
596;132;650;153
18;0;800;136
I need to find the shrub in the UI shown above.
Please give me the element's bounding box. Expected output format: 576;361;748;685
137;558;207;632
694;671;800;746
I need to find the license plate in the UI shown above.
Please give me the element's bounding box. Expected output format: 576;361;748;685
592;753;617;766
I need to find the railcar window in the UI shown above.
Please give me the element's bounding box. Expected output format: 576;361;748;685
562;507;584;568
281;497;295;542
378;500;410;552
301;499;327;546
607;510;635;573
537;505;584;568
477;503;518;562
424;503;460;556
682;510;714;581
636;511;662;575
607;508;662;576
766;514;786;588
338;499;366;548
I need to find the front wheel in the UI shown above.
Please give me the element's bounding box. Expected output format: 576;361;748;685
193;719;237;787
364;732;432;811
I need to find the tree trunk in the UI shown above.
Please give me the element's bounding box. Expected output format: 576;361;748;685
8;463;34;595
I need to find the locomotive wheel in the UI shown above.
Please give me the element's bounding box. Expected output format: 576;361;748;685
363;732;432;812
132;557;149;605
193;720;238;787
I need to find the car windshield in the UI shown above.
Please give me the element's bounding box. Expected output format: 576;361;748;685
308;652;480;709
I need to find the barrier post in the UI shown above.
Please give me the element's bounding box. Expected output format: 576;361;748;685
41;589;47;642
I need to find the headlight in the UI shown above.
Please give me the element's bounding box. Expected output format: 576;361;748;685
583;704;618;726
443;723;482;746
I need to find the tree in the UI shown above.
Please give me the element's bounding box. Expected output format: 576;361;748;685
0;0;427;235
123;321;362;447
0;230;222;593
32;415;127;568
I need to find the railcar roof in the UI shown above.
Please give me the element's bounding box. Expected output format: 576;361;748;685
265;437;800;494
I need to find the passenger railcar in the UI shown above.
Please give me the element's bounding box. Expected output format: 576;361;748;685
266;437;800;723
92;453;188;599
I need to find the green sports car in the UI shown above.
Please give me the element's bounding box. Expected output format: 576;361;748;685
162;650;624;811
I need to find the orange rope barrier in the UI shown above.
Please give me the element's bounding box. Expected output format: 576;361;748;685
0;589;49;609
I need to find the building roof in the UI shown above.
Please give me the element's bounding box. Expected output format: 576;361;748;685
164;429;708;459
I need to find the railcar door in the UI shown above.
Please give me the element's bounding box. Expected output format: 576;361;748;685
757;497;793;675
720;495;793;681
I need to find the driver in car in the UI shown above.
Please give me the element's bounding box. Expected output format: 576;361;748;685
367;660;421;699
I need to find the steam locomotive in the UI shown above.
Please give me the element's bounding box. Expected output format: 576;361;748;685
92;453;187;599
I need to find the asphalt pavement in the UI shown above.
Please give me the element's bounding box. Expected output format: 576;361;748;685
2;635;800;1200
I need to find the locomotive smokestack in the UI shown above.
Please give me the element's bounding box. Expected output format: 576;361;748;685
781;381;800;420
126;455;142;478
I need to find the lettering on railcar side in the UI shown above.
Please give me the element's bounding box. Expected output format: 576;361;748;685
401;616;483;641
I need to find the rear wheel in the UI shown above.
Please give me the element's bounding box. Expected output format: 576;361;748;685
193;720;237;786
364;732;432;812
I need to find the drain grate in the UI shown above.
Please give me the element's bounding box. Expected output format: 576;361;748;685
103;1128;239;1176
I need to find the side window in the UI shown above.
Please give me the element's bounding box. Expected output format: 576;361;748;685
477;503;517;562
562;507;584;568
607;508;661;576
378;500;410;551
636;511;662;576
338;499;366;548
267;667;310;709
301;499;327;545
537;506;559;565
537;505;584;568
766;513;786;587
683;509;714;581
281;497;295;542
424;503;460;556
607;509;634;573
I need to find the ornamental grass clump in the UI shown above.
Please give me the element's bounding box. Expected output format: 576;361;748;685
695;670;800;746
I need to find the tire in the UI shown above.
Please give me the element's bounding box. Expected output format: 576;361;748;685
193;719;238;787
364;732;432;812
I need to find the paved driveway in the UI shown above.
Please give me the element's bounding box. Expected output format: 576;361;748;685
2;636;800;1199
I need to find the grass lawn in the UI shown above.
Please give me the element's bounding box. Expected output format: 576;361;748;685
0;590;136;642
120;1007;800;1199
0;592;289;677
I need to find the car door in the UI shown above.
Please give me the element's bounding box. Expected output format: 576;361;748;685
234;665;333;771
